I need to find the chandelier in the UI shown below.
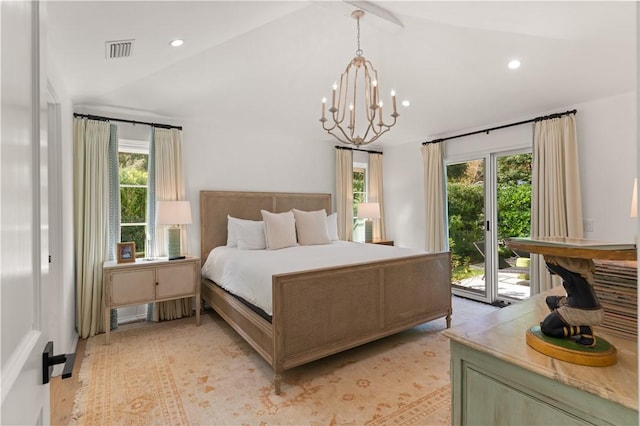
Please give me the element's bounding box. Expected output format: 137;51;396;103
320;10;398;146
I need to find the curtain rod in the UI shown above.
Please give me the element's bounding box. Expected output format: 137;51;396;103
73;113;182;131
422;109;577;145
334;145;383;155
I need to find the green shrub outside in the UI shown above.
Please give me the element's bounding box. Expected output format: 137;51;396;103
119;153;148;257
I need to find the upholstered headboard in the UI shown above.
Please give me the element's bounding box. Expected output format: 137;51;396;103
199;190;332;264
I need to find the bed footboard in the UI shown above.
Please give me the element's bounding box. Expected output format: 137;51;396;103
271;251;451;393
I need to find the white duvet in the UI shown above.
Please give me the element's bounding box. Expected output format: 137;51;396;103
201;241;424;315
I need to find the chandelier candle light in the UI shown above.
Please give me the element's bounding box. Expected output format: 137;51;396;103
320;10;398;146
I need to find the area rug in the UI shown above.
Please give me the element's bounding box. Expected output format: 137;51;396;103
71;296;497;425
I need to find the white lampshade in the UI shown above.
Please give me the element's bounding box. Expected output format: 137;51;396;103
631;178;637;218
357;202;381;219
156;200;192;225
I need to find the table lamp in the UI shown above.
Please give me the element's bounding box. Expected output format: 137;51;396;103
357;202;380;243
156;200;192;260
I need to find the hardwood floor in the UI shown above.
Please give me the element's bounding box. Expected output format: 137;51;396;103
50;337;86;425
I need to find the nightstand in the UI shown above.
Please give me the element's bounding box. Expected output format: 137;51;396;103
369;239;394;246
103;256;201;344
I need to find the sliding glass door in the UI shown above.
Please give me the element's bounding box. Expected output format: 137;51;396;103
447;158;489;301
447;149;531;304
495;152;532;301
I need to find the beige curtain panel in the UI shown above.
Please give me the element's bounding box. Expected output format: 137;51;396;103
336;149;354;241
531;114;583;294
421;143;447;253
368;153;386;241
73;118;111;338
153;127;192;320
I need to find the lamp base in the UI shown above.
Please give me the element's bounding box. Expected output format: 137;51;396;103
364;220;373;243
167;227;181;259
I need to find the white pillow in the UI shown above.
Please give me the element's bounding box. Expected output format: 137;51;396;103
292;209;331;246
227;216;265;249
261;210;298;250
326;212;339;241
235;219;266;250
227;215;239;247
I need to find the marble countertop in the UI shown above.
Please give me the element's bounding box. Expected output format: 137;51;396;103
443;286;638;411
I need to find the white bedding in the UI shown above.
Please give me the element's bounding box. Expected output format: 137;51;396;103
201;241;424;315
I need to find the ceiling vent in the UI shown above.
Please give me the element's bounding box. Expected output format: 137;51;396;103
105;39;134;59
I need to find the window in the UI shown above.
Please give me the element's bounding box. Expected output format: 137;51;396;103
119;139;149;258
352;162;368;241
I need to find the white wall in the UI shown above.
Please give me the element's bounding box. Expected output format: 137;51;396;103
384;91;637;249
577;92;637;241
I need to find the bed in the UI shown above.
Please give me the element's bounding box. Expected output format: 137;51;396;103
200;190;452;394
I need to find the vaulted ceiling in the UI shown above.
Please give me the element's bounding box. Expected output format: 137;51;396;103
48;1;636;145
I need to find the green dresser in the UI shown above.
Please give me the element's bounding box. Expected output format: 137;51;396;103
444;287;638;425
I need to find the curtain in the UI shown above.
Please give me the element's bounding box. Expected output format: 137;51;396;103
151;127;192;320
146;129;157;260
336;148;354;241
107;124;121;261
531;114;583;294
74;118;115;338
107;124;120;329
421;143;447;253
368;153;386;240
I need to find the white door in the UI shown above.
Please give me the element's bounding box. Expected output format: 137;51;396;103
1;1;51;423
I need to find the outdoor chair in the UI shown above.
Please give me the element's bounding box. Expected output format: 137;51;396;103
473;240;530;276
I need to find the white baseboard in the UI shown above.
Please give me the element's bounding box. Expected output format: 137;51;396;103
52;330;79;377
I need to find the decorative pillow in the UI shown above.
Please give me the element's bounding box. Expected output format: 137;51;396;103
227;216;265;249
261;210;298;250
226;215;241;247
326;212;339;241
292;209;331;246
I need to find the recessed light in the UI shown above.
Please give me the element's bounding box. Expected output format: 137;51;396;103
169;39;184;47
508;59;521;70
402;100;410;107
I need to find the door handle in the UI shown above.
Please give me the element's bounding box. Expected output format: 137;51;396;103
42;341;76;384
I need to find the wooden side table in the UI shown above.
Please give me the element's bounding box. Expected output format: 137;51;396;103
103;256;201;344
506;237;636;365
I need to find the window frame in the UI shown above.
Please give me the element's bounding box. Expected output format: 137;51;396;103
352;161;368;242
118;138;150;258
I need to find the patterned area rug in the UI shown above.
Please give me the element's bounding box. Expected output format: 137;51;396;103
71;296;497;425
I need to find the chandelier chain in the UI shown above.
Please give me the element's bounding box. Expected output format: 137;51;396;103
356;15;363;57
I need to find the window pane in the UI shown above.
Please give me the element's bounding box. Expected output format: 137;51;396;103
120;187;147;223
119;152;148;185
447;159;485;292
353;168;366;217
118;150;148;258
121;225;146;257
352;167;366;241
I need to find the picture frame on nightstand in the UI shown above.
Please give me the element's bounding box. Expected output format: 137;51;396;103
117;242;136;264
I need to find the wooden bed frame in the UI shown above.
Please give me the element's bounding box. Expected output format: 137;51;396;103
200;190;452;394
